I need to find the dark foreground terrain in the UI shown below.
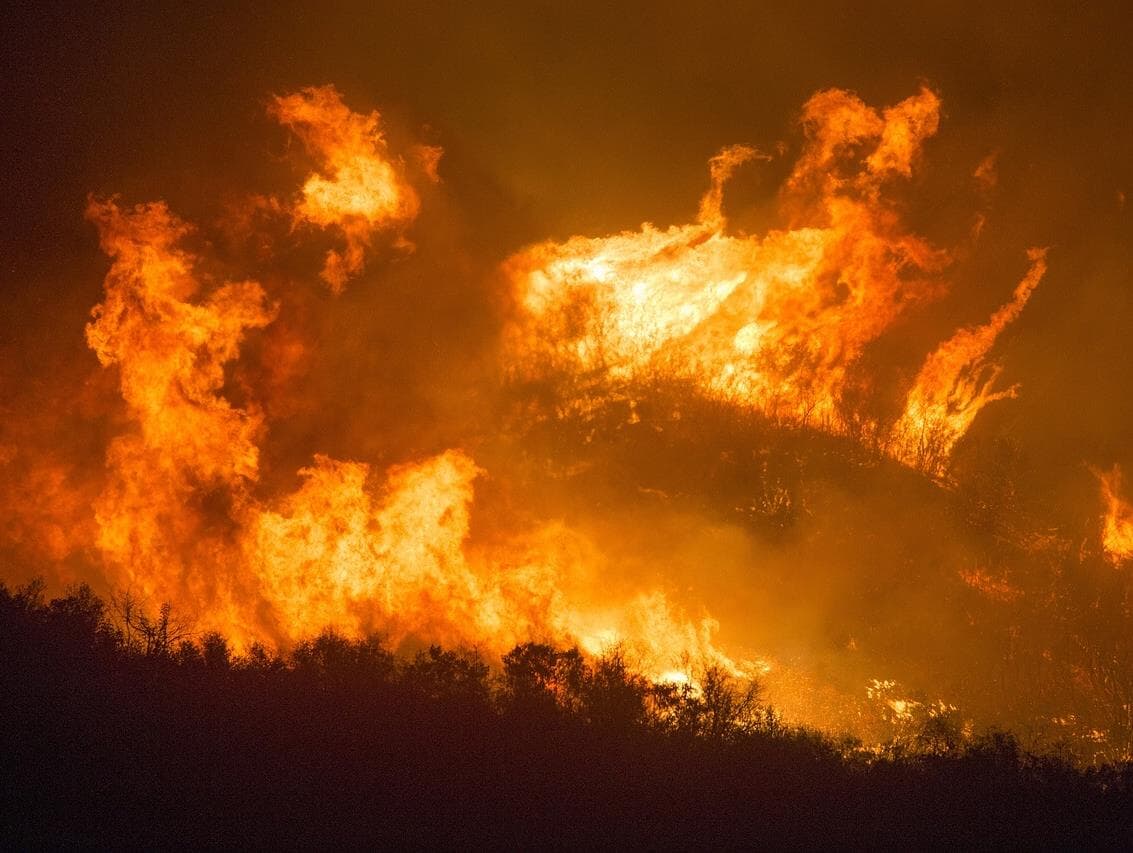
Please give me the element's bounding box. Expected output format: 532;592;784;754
2;580;1130;848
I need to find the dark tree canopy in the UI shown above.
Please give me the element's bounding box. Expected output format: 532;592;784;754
1;579;1130;848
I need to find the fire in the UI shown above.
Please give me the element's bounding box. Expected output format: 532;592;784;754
893;248;1047;473
270;85;430;292
251;451;745;671
504;87;949;424
68;89;750;681
1;82;1074;743
248;450;565;653
1098;466;1133;563
503;87;1041;472
84;197;273;628
85;198;274;486
958;567;1022;603
0;450;94;566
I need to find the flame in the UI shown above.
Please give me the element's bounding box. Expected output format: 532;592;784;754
249;451;745;673
75;139;747;679
85;198;274;485
0;448;94;565
503;87;1039;471
249;450;513;648
504;88;947;425
270;85;428;292
893;248;1047;473
1098;466;1133;563
83;197;275;627
1;83;1071;743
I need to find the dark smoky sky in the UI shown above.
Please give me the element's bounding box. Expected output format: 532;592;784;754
2;1;1132;503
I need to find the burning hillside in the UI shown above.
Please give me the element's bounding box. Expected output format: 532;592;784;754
2;74;1131;760
503;86;1045;478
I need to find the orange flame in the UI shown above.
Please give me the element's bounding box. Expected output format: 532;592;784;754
2;85;1057;719
0;447;94;566
503;87;1039;471
1098;466;1133;563
85;198;274;485
503;88;947;425
84;197;274;625
79;169;748;680
958;567;1022;603
893;248;1047;474
247;450;745;674
270;85;428;292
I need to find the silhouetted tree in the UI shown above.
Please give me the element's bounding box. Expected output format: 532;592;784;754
2;579;1131;848
402;644;490;705
698;664;765;739
201;631;231;670
110;591;193;657
581;648;650;732
238;641;286;675
292;628;395;690
650;664;766;740
915;707;963;756
502;642;587;717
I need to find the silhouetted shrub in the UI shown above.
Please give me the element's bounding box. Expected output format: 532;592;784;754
1;578;1130;848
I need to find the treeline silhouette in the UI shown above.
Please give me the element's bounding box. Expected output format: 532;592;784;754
2;580;1130;847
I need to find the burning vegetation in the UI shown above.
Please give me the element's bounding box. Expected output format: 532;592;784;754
36;87;750;686
2;80;1133;776
503;86;1048;476
4;579;1130;847
1099;466;1133;564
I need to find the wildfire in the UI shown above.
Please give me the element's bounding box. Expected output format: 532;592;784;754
69;88;750;682
1098;466;1133;563
0;84;1063;730
958;567;1023;603
270;85;430;292
84;197;273;633
503;87;1042;473
893;248;1047;473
